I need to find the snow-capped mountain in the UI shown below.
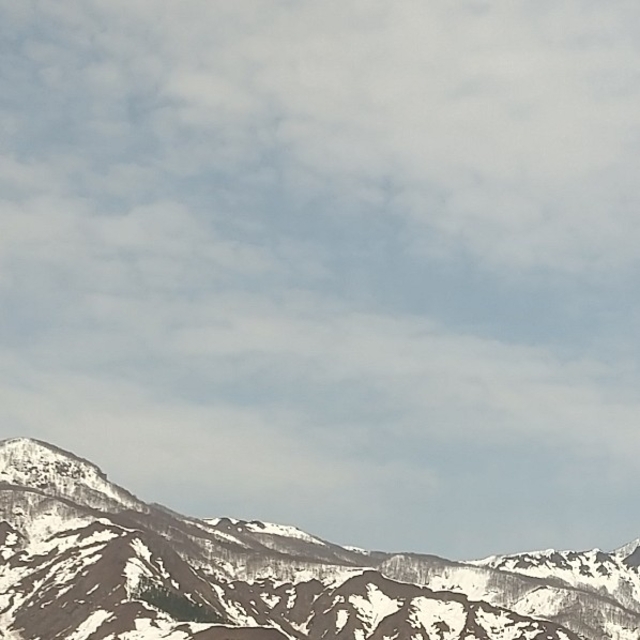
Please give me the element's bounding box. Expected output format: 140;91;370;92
0;437;637;640
0;438;144;513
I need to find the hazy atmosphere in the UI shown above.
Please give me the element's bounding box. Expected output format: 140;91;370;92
2;1;640;559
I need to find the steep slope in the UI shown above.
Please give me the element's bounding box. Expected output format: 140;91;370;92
378;550;640;640
0;438;144;513
292;571;584;640
470;547;640;612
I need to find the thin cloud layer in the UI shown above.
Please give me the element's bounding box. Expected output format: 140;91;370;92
73;0;640;270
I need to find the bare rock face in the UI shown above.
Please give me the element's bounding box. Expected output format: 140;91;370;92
0;437;636;640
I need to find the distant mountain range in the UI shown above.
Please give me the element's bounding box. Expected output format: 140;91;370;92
0;437;638;639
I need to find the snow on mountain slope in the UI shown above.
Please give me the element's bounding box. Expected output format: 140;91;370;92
203;519;326;546
613;537;640;565
243;521;327;546
297;571;584;640
3;437;640;640
378;550;640;640
194;516;369;578
0;499;243;639
0;438;144;513
469;547;640;614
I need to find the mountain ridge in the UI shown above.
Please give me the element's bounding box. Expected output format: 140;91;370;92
0;437;637;639
0;437;145;514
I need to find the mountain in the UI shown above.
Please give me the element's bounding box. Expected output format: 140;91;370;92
0;437;637;640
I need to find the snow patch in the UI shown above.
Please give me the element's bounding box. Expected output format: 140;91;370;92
66;609;111;640
409;597;466;640
336;608;349;632
349;584;401;633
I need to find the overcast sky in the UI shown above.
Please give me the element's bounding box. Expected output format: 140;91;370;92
3;1;640;559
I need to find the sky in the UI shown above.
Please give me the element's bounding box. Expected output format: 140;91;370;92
2;1;640;560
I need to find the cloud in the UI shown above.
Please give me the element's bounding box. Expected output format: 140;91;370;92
8;1;640;275
81;0;640;273
0;191;636;464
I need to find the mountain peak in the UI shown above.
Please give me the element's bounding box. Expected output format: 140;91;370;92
0;437;143;513
613;536;640;560
0;437;104;470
